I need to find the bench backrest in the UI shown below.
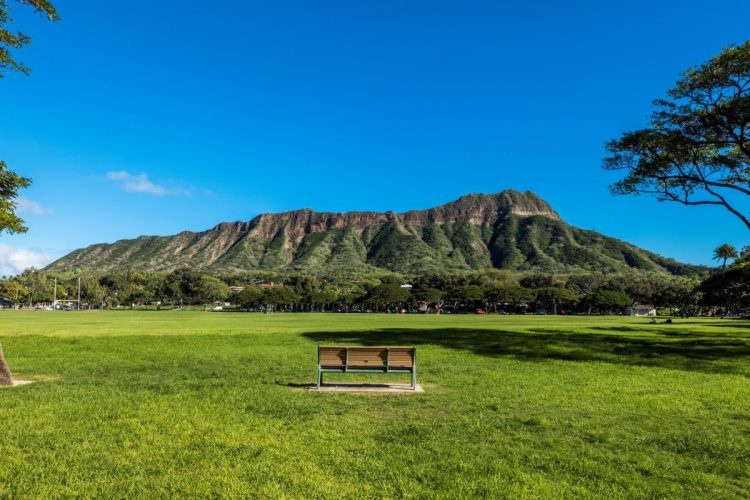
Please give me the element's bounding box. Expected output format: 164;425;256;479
319;346;415;369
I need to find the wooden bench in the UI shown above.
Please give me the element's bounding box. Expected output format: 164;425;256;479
317;346;417;389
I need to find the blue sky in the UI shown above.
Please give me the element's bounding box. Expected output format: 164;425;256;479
1;0;749;274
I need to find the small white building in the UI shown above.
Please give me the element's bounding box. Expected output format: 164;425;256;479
625;305;657;317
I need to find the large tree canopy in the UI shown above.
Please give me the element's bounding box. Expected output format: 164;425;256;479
0;160;30;234
604;41;750;229
699;262;750;314
1;0;58;234
1;0;58;76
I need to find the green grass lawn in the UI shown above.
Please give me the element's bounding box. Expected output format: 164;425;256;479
1;312;749;498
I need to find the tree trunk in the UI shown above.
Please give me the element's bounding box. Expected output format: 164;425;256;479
0;342;13;386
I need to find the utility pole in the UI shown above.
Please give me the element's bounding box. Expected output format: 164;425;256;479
77;277;81;311
53;277;57;309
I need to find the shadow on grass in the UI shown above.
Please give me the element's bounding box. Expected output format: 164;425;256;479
590;322;750;336
283;382;314;389
303;327;750;377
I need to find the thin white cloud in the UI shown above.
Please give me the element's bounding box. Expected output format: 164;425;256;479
106;170;168;195
105;170;193;196
0;244;51;277
16;198;52;216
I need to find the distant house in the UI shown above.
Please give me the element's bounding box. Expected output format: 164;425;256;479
625;305;657;317
229;286;245;295
259;282;281;289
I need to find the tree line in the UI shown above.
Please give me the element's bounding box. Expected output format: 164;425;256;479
0;266;733;316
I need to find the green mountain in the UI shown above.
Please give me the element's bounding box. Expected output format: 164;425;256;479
45;190;704;276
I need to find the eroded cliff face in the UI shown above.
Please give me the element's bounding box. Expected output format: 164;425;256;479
44;189;700;276
246;210;391;242
241;190;561;243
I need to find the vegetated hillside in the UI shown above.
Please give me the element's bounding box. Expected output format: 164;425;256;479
45;190;704;276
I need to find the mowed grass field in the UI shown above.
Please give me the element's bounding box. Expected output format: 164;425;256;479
1;312;749;498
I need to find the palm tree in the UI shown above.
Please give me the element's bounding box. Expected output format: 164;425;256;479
712;243;738;269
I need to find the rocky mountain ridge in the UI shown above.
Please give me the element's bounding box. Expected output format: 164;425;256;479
45;190;702;276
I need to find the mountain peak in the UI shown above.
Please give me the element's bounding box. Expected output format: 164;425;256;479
435;189;561;222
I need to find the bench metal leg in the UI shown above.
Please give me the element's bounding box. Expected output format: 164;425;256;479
316;345;322;389
411;347;417;390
